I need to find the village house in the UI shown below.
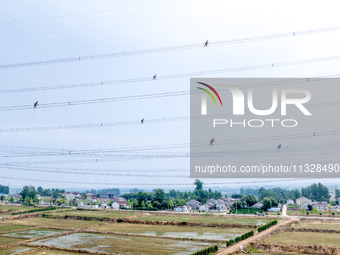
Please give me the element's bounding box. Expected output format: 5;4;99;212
296;196;312;209
199;204;211;212
312;201;328;211
186;199;201;210
174;205;191;212
252;202;263;209
286;199;294;205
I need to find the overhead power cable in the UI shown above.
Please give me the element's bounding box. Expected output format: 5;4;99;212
0;53;339;100
0;97;339;132
0;176;316;186
1;138;338;165
0;165;187;178
0;26;340;69
0;0;193;25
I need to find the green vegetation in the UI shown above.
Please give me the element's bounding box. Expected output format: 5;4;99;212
257;220;278;232
295;221;340;230
11;206;56;215
261;231;340;247
136;214;278;225
229;208;263;214
191;245;218;255
50;210;138;219
0;236;25;245
301;183;331;203
226;230;254;247
0;206;30;211
0;224;34;233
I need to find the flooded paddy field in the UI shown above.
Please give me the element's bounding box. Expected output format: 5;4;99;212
294;221;340;230
5;217;104;229
24;248;88;254
261;231;340;247
134;214;278;226
2;228;66;239
50;210;139;219
91;222;248;241
32;232;218;255
0;246;32;255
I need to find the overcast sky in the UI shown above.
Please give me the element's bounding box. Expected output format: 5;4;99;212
0;0;340;191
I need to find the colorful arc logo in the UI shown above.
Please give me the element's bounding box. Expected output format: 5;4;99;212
196;82;222;106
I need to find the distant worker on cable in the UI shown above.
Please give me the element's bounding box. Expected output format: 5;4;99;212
153;74;157;80
277;144;281;150
210;138;214;145
141;118;144;124
34;101;38;108
204;40;208;47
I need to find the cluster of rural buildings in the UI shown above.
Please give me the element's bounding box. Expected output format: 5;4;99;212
1;191;340;213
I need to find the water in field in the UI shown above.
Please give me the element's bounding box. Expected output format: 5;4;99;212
135;230;239;241
32;232;216;254
3;229;66;239
0;246;32;254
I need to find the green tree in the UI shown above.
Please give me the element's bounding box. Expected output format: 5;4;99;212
335;189;340;199
169;199;174;209
245;195;257;206
141;200;145;207
153;189;166;204
152;201;161;208
137;191;148;206
169;189;177;198
194;179;203;191
261;197;272;211
20;185;37;200
270;197;278;207
307;204;313;211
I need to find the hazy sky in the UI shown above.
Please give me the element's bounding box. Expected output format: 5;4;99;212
1;0;340;190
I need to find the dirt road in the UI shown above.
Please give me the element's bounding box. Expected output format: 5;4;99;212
216;218;296;255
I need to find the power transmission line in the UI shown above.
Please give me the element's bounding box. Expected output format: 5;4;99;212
0;0;193;25
0;176;316;186
0;54;339;101
0;97;339;131
1;26;339;69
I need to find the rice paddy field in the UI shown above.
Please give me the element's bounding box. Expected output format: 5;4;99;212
261;231;340;247
50;210;140;219
0;206;29;211
134;214;278;225
91;222;249;241
0;224;34;233
0;246;32;255
0;236;25;245
294;220;340;230
5;217;104;229
32;232;218;255
2;228;66;239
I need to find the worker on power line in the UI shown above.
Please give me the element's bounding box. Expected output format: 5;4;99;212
141;118;144;124
153;74;157;80
204;40;208;47
34;101;38;108
210;138;214;145
277;144;281;150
